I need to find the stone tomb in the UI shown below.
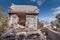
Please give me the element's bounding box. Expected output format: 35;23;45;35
2;4;46;40
8;4;39;29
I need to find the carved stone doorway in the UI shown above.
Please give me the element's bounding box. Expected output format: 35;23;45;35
18;13;26;26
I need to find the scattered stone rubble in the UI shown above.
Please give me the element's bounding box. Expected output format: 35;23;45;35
2;24;45;40
2;30;45;40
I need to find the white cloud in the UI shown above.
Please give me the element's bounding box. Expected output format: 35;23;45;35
37;0;43;6
39;17;56;23
30;0;45;6
52;7;60;15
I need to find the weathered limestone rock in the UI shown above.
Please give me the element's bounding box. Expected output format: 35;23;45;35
25;15;38;29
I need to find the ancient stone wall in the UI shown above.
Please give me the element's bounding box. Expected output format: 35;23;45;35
9;12;26;26
25;15;38;29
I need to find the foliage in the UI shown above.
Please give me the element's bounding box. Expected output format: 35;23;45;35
0;7;9;40
56;13;60;22
55;13;60;28
0;7;4;12
51;13;60;28
55;22;60;28
37;19;43;29
0;13;9;32
0;13;9;40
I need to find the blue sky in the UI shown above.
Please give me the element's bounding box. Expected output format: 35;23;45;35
0;0;60;23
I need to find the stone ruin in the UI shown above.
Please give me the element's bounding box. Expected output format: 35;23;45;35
2;4;45;40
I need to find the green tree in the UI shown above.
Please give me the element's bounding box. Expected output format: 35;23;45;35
55;13;60;28
0;7;9;40
0;7;4;12
37;19;43;29
0;13;9;32
56;13;60;22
